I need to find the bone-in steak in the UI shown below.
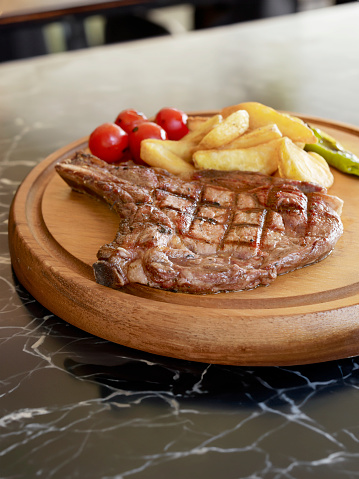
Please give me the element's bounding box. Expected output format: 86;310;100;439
55;152;343;294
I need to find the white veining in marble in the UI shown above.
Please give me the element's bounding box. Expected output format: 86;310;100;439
2;298;359;478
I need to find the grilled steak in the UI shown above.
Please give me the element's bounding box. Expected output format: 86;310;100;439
55;152;344;294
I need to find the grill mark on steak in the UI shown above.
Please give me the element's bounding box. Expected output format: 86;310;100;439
55;152;344;294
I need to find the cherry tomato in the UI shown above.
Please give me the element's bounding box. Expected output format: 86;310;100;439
129;122;167;163
88;123;129;163
155;107;189;140
115;109;147;134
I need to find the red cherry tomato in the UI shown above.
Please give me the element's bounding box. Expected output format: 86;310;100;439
115;109;147;134
155;107;189;140
129;122;167;163
88;123;129;163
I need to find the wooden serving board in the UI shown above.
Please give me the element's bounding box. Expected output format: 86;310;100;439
8;114;359;366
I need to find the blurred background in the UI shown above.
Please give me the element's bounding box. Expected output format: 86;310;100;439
0;0;355;62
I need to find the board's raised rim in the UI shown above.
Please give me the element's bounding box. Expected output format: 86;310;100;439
8;114;359;366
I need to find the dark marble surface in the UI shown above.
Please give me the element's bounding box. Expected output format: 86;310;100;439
1;3;359;477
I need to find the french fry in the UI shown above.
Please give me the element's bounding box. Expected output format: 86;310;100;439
156;139;196;163
158;116;223;164
278;137;334;188
182;114;222;144
224;124;282;149
139;116;224;168
220;102;317;145
158;114;224;163
198;110;249;150
141;139;195;175
187;116;208;131
193;138;281;175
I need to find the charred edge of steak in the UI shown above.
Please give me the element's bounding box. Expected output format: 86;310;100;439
56;152;344;294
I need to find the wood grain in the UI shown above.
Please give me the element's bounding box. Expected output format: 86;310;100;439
8;115;359;366
0;0;152;26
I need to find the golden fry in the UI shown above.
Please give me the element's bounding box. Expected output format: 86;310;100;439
157;139;195;163
198;110;249;149
278;137;334;188
181;114;222;144
186;116;208;131
141;139;195;175
220;102;317;145
224;124;282;149
193;139;281;175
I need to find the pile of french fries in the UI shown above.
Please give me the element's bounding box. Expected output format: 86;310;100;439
140;102;334;188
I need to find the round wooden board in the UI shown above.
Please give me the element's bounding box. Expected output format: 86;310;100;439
8;114;359;366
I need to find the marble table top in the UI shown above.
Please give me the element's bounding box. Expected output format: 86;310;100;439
1;3;359;478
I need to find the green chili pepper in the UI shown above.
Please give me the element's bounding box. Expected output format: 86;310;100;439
305;127;359;176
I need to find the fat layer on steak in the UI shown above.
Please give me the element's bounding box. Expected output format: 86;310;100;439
55;152;344;294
